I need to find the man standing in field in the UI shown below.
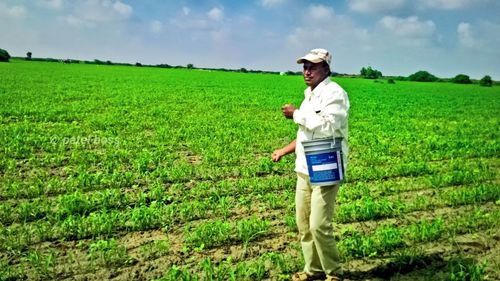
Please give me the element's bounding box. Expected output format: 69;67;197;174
272;48;349;281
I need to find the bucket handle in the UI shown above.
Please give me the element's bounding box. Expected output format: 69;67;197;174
311;122;338;148
331;137;338;148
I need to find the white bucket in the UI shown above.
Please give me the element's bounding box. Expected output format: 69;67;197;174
302;137;344;186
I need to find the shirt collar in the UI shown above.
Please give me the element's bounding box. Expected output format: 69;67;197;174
307;76;331;96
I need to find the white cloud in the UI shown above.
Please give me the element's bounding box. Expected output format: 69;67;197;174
260;0;286;9
287;3;371;68
162;6;249;67
287;4;370;45
150;20;162;33
9;6;26;18
456;21;500;51
170;6;226;32
379;16;435;38
207;7;224;21
0;3;27;19
457;22;477;48
62;0;133;26
348;0;405;13
60;14;88;27
306;4;335;22
288;5;330;44
113;1;132;17
370;16;438;52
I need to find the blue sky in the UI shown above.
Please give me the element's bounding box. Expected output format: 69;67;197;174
1;0;499;79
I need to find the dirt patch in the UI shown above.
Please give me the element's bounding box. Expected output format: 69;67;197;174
339;201;498;235
342;229;499;281
178;150;203;165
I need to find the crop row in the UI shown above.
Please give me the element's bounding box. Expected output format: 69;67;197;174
0;170;500;233
157;253;488;281
337;182;499;223
2;172;495;235
0;174;296;226
2;152;496;195
2;204;496;281
338;206;499;259
338;158;497;203
0;153;495;210
1;180;498;256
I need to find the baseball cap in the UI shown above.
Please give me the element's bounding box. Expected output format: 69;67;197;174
296;48;331;66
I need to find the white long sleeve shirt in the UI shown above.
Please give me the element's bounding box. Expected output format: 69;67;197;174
293;77;350;176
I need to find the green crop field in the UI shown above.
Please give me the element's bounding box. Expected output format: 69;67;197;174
1;60;499;281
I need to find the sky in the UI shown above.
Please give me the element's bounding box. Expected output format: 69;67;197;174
1;0;499;79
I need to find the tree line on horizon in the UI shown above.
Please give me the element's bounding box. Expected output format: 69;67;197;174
0;47;495;87
358;66;493;87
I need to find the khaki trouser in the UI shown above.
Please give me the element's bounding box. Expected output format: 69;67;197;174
295;173;342;276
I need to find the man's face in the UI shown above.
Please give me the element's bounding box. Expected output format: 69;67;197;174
303;61;328;89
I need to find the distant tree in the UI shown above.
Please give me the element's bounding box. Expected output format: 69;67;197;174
452;74;472;84
408;70;438;82
135;62;142;67
240;67;247;73
187;63;194;69
26;51;32;60
360;66;382;79
479;75;493;87
0;48;11;62
106;60;113;65
360;67;367;77
157;64;172;68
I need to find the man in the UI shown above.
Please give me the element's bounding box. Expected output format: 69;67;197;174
272;48;349;281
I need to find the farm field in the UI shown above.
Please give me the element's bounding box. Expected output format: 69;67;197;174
0;60;499;281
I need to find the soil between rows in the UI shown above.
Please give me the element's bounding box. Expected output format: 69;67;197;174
14;200;494;281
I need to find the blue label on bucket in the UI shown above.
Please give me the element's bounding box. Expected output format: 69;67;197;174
306;151;343;184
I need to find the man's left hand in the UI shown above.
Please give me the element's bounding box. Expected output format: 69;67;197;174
282;104;296;119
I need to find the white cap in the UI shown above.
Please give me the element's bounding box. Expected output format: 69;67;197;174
296;48;332;66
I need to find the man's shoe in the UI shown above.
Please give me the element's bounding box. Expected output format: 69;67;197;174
291;271;326;281
324;274;343;281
